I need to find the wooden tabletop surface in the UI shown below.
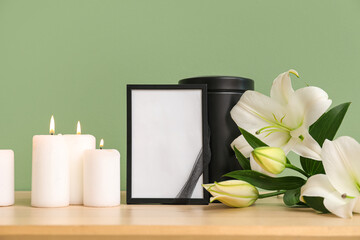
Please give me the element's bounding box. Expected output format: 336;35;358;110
0;191;359;240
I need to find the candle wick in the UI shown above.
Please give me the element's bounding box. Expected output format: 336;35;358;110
50;133;54;135
100;147;103;150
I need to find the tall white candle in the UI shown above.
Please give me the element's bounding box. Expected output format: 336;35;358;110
64;121;95;205
0;150;14;206
31;116;69;207
83;139;120;207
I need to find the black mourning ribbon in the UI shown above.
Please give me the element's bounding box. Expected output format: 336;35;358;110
176;126;211;199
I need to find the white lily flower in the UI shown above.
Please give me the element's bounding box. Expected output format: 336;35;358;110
230;69;332;160
301;136;360;218
301;174;356;218
203;180;258;207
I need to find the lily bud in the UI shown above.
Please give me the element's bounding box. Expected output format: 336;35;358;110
251;147;286;174
202;180;258;207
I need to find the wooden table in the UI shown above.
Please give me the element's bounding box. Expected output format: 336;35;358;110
0;192;359;239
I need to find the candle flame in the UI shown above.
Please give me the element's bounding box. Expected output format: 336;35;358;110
76;121;81;135
49;115;55;135
100;139;104;149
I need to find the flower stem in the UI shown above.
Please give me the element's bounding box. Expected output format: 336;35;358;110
285;163;310;178
258;190;286;199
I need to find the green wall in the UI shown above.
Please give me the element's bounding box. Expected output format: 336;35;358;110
0;0;359;190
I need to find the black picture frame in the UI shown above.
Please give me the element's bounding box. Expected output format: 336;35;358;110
127;84;209;204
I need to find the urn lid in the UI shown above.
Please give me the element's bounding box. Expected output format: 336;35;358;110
179;76;254;92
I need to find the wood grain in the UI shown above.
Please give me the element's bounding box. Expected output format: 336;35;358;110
0;192;359;240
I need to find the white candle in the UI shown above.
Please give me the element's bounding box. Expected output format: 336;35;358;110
64;121;95;205
0;150;14;206
31;115;69;207
83;139;120;207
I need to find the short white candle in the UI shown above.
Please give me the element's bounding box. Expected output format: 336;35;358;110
83;139;120;207
0;150;14;206
64;121;95;205
31;115;69;207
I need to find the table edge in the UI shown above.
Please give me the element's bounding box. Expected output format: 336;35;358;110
1;225;360;237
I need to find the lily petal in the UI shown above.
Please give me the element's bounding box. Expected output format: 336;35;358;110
210;195;256;208
262;131;292;154
250;153;276;177
322;137;360;197
290;128;322;160
301;174;356;218
287;86;332;128
352;198;360;214
213;181;258;197
202;183;214;191
281;136;298;155
230;91;286;132
270;70;296;105
231;135;253;158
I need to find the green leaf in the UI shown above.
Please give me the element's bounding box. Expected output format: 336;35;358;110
309;102;351;145
224;170;306;190
300;157;325;176
300;102;351;175
283;188;301;206
239;127;267;149
303;196;330;213
234;146;251;170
